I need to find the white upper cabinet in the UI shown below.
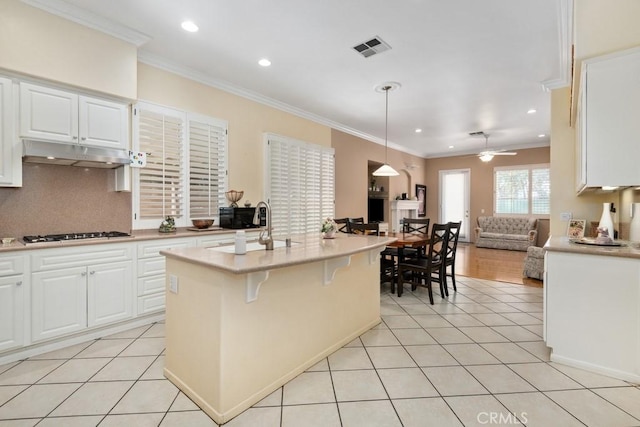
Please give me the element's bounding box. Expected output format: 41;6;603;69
577;47;640;192
0;76;21;187
20;82;128;150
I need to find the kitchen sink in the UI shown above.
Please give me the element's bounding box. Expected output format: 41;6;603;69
209;240;296;253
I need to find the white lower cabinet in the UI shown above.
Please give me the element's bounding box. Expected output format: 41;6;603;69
136;238;194;315
0;275;24;352
30;244;133;342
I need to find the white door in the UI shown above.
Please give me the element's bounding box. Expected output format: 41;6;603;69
439;169;471;242
32;267;87;342
0;275;23;352
79;96;128;149
20;83;78;143
88;260;133;327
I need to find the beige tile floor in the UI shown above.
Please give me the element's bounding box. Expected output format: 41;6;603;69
1;277;639;426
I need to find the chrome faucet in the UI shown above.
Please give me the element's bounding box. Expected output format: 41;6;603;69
256;201;274;250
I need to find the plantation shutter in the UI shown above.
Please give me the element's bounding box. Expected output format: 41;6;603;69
266;134;335;238
136;104;184;223
531;167;550;215
188;114;228;219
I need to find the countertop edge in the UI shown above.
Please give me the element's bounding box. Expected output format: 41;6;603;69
544;236;640;259
161;236;397;274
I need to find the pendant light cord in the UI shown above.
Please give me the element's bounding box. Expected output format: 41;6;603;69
385;86;389;164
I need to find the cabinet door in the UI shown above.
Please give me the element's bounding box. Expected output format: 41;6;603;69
79;96;128;149
0;275;24;352
32;267;86;342
584;49;640;187
20;83;78;143
87;261;133;327
0;77;21;187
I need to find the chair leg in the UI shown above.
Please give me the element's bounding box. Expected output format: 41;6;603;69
441;265;449;297
396;270;403;297
450;263;457;291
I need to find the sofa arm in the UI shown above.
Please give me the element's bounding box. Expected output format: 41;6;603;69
475;227;483;240
528;230;538;244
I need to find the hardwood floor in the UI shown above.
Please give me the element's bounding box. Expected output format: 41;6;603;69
454;242;543;287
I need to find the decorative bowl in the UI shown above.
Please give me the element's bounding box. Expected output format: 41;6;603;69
225;190;244;207
192;219;214;229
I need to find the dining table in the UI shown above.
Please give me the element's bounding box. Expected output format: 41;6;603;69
385;231;430;262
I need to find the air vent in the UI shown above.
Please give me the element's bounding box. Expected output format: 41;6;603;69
353;36;391;58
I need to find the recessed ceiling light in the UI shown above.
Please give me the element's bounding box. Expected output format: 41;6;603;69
258;58;271;67
46;156;55;160
415;128;422;133
181;21;199;32
538;134;546;138
448;145;454;149
527;109;537;114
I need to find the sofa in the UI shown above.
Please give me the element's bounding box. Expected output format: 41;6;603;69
474;216;538;251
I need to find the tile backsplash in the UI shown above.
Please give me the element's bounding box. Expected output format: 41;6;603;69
0;163;131;238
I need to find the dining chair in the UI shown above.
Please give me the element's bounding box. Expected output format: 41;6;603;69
400;217;430;260
347;217;364;233
334;218;350;233
349;223;397;288
442;221;462;295
396;223;450;303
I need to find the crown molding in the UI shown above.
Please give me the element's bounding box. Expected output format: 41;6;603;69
137;51;426;158
542;0;573;91
20;0;151;46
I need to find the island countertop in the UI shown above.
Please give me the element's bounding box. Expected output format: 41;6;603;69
160;233;397;274
544;236;640;259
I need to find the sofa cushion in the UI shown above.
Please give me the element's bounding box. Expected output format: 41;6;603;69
477;216;537;235
480;232;530;241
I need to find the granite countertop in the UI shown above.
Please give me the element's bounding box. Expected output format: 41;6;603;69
161;233;397;274
544;236;640;259
0;227;255;253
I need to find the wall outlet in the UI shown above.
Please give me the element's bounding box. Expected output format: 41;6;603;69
169;275;179;294
481;208;485;214
560;212;572;221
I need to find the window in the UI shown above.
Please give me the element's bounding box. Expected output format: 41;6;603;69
133;102;228;229
494;164;550;216
265;133;334;237
188;113;228;219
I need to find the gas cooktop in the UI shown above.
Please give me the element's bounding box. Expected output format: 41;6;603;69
23;231;131;244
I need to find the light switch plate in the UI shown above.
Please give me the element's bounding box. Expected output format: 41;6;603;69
169;275;178;294
560;212;572;221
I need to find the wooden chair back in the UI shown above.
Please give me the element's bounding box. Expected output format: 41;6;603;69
334;218;350;233
403;218;430;234
350;222;380;236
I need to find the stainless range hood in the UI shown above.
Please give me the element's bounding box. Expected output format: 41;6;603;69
22;140;130;169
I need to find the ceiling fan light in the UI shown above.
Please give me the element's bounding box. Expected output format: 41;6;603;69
373;163;400;176
479;154;494;162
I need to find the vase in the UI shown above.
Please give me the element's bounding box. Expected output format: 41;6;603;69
323;230;336;239
598;202;615;238
630;203;640;241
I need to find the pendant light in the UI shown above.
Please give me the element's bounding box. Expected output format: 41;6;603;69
373;82;400;177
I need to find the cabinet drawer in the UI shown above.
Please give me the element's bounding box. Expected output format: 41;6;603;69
137;257;165;277
137;239;192;258
31;243;132;271
137;275;165;296
0;255;24;276
138;293;165;314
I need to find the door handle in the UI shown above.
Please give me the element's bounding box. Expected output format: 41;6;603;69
90;271;95;275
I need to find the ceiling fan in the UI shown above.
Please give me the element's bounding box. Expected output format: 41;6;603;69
469;131;517;162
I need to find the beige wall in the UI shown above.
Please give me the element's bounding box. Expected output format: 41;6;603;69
138;64;331;206
424;147;550;244
332;129;427;222
0;0;137;99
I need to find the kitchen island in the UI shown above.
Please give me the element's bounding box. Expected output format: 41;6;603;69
160;233;395;424
544;236;640;383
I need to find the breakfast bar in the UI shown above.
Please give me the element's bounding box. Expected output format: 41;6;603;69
160;234;395;424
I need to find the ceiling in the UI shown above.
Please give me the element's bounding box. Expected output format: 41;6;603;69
26;0;570;158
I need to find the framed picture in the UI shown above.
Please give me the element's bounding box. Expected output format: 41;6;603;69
416;184;427;217
567;219;586;239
